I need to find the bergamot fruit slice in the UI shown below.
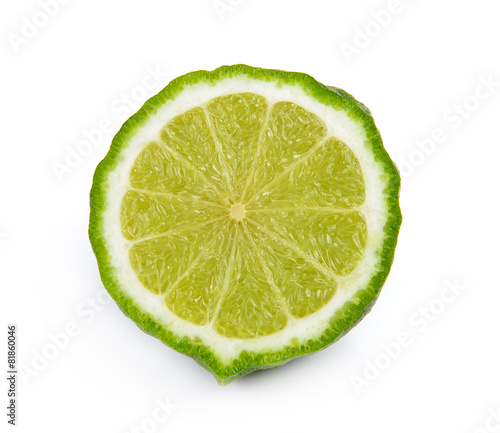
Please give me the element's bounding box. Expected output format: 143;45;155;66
89;65;401;384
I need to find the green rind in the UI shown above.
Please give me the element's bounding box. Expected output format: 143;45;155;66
89;64;402;384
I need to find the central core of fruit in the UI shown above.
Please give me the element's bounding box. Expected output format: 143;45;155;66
229;203;246;222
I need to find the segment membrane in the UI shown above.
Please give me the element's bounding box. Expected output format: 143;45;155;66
252;137;365;210
244;101;327;201
129;225;222;295
242;228;337;319
249;210;367;276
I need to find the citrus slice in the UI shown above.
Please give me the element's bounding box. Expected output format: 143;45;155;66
89;65;401;384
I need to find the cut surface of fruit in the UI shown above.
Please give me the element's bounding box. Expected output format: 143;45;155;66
89;65;401;384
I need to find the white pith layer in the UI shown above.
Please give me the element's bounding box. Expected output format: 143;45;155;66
101;77;388;362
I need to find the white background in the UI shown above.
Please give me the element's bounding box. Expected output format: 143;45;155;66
2;1;500;432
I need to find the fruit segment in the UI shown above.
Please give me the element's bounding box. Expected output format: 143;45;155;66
164;224;234;325
206;93;268;197
129;142;219;202
161;108;231;199
121;190;224;241
213;232;289;338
